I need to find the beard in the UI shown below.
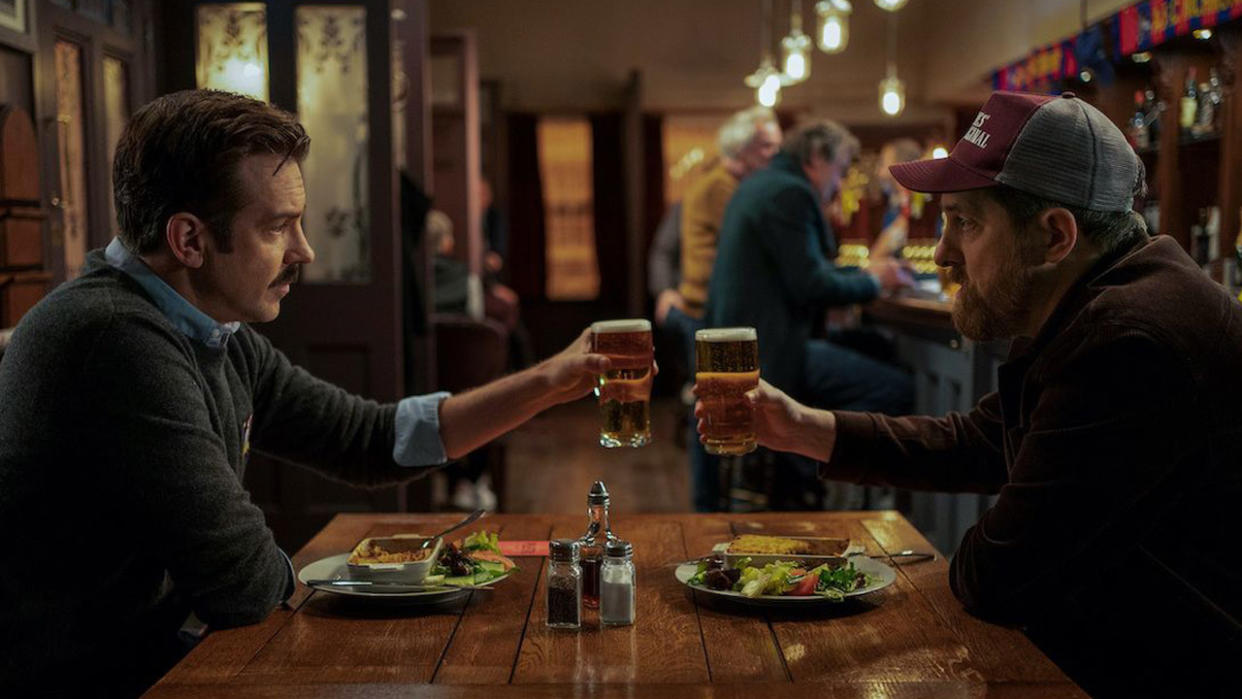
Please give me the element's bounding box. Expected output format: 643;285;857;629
948;241;1041;342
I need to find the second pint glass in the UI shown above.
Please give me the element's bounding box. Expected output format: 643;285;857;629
591;319;654;448
695;327;759;455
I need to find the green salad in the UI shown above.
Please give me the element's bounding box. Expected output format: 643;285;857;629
426;530;517;587
688;555;868;601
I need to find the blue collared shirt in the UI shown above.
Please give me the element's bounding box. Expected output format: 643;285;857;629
104;238;451;467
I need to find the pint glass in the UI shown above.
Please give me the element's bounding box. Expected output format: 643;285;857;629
695;327;759;455
591;319;654;448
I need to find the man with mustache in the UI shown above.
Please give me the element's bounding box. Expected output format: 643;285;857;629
0;91;611;696
699;91;1242;695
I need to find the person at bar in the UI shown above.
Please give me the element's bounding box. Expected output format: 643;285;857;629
704;119;913;509
0;90;612;696
670;106;782;512
702;91;1242;695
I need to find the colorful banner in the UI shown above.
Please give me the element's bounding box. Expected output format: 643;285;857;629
994;1;1242;91
1114;0;1242;57
992;40;1078;92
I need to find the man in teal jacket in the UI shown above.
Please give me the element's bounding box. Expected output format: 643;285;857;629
706;120;911;413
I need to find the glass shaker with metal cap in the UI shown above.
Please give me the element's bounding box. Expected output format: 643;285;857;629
577;480;617;609
546;538;581;629
600;539;635;626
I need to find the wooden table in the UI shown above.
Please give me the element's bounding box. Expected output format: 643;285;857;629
147;512;1083;697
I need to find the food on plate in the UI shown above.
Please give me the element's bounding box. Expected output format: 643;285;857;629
688;553;868;601
347;535;437;565
726;534;851;557
433;530;518;586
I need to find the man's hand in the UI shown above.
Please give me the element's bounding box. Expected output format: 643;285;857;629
869;257;916;293
693;379;838;462
654;289;686;327
537;328;612;407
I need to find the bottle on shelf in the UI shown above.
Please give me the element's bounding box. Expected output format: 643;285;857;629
1130;90;1150;150
1180;66;1199;135
1197;67;1223;136
1143;87;1162;145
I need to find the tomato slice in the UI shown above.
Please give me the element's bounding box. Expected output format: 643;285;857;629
789;573;818;596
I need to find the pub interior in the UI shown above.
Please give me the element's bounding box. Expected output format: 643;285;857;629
1;1;1241;697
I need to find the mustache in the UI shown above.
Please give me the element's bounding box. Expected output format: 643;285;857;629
271;265;301;287
946;265;968;286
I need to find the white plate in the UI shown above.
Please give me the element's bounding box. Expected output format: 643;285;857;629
675;555;896;607
298;553;511;600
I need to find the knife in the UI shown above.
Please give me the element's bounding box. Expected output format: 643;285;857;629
304;579;491;592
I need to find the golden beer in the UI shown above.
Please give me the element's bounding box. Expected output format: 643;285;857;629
695;327;759;455
591;319;654;448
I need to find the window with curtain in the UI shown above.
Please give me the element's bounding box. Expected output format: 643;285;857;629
537;117;598;301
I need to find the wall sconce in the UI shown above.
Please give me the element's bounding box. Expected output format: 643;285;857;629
781;0;812;82
931;145;949;159
815;0;851;54
874;0;909;11
195;3;269;101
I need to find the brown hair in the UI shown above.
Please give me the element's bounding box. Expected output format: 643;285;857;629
113;90;310;254
781;119;859;167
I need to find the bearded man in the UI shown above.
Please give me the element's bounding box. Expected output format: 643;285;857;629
696;91;1242;696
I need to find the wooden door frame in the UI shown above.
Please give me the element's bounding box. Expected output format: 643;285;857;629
34;0;153;284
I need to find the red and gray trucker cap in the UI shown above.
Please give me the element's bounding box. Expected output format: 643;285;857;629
890;91;1142;213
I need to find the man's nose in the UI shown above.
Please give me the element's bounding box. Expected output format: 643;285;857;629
288;223;316;265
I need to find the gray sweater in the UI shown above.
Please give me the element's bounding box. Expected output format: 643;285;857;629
0;250;435;692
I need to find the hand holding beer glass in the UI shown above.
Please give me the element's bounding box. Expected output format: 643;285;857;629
590;319;654;448
695;327;759;455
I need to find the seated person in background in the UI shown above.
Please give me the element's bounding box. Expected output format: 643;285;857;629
704;91;1242;697
705;119;913;510
0;90;611;696
432;207;532;369
870;137;925;259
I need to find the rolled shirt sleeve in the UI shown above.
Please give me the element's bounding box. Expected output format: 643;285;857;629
393;391;452;466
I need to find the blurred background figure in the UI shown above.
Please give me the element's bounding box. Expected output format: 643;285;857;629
870;138;925;260
705;120;913;511
667;107;782;512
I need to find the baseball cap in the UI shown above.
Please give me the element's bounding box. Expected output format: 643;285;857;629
890;91;1141;212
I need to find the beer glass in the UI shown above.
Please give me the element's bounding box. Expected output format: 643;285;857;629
695;327;759;455
591;319;654;448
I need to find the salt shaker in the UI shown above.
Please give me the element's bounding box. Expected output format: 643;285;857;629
599;539;635;626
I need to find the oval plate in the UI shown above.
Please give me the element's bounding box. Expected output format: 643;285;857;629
674;555;896;607
299;553;511;601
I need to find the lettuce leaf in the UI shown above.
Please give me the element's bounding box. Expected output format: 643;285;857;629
462;530;501;554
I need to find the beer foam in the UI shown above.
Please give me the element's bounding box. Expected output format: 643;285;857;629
695;327;757;342
592;319;652;334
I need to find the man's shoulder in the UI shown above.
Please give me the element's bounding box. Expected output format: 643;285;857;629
14;269;177;356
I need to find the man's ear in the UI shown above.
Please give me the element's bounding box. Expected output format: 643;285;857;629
1037;207;1078;265
165;212;208;269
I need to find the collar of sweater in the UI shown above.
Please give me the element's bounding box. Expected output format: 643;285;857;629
104;237;241;349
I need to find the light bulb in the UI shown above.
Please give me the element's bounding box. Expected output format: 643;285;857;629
879;74;905;116
815;0;851;54
931;146;948;159
757;81;781;107
874;0;908;11
781;31;812;82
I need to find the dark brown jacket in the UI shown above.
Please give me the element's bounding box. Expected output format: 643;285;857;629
829;236;1242;695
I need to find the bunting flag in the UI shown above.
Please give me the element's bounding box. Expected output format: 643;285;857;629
1114;0;1242;57
992;39;1078;92
995;1;1242;91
